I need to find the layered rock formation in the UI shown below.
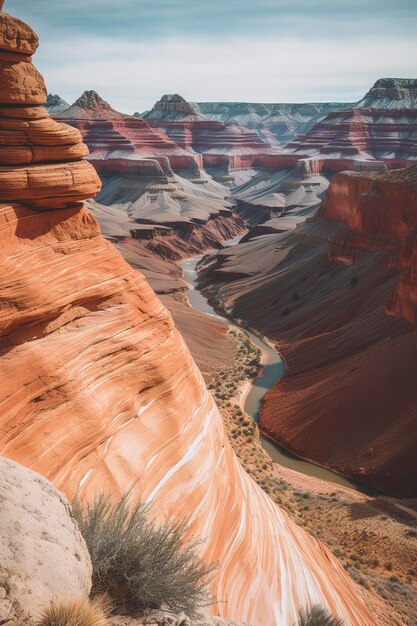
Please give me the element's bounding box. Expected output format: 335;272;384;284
196;101;352;147
0;457;92;625
56;90;200;172
229;79;417;227
0;5;378;625
201;165;417;496
142;94;282;178
355;77;417;109
52;92;245;258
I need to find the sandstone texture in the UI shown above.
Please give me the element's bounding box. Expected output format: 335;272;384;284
201;165;417;496
0;457;92;625
0;5;378;626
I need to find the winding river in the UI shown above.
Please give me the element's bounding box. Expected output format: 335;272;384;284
180;247;379;495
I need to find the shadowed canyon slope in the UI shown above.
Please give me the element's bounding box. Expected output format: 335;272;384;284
0;5;378;626
201;165;417;497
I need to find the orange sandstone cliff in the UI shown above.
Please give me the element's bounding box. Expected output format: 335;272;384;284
0;6;378;626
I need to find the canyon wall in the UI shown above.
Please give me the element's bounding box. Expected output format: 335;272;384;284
195;101;352;147
201;165;417;496
0;5;378;626
231;79;417;227
143;94;283;174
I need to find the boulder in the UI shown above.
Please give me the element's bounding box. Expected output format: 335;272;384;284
0;457;92;625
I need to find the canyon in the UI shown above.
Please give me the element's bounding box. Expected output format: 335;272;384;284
0;4;383;626
142;94;284;177
200;165;417;498
231;78;417;226
195;101;352;147
51;91;245;260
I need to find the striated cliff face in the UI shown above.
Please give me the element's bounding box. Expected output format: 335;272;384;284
230;79;417;227
143;94;283;176
55;90;201;172
0;5;379;626
355;78;417;109
195;101;352;147
201;165;417;496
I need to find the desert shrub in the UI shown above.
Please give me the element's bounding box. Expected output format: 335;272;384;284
36;597;110;626
295;605;344;626
72;494;216;617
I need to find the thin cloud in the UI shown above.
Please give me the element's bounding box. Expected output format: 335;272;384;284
33;35;417;113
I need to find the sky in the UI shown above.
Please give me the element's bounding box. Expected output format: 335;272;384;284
8;0;417;114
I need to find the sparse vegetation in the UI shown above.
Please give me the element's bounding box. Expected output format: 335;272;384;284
72;494;216;617
295;605;344;626
36;597;110;626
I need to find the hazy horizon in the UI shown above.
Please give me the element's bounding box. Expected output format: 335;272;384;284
8;0;417;114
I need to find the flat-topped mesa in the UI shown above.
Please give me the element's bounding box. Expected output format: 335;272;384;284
55;90;202;171
0;7;101;209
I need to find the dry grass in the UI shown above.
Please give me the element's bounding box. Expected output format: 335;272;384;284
72;493;216;617
36;597;110;626
296;605;344;626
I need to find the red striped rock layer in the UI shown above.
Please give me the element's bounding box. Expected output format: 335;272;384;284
0;201;377;626
200;166;417;496
286;109;417;166
55;92;202;172
144;118;283;170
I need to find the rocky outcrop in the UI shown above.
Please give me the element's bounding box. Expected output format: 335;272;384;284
143;94;283;177
53;93;246;256
140;93;202;120
0;457;92;625
0;5;378;626
200;165;417;496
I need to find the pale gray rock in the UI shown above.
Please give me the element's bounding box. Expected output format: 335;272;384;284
0;457;92;624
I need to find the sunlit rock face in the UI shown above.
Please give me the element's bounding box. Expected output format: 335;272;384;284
200;165;417;497
0;5;378;626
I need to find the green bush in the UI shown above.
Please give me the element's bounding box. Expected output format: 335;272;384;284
295;605;344;626
72;494;216;617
